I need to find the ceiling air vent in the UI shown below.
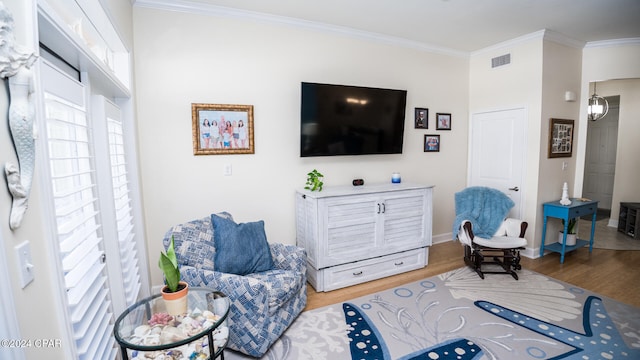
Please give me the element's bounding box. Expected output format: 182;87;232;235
491;53;511;68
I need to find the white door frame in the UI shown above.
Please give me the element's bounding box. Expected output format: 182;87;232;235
0;229;25;360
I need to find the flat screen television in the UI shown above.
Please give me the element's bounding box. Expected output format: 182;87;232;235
300;82;407;157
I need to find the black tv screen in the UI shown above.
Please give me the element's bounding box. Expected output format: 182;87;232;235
300;82;407;157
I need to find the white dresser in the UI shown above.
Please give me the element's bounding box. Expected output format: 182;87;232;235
295;183;433;291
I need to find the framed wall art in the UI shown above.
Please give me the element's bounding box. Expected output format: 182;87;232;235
414;108;428;129
548;118;574;158
192;103;254;155
436;113;451;130
424;134;440;152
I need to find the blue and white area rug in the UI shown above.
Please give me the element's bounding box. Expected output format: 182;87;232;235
227;267;640;359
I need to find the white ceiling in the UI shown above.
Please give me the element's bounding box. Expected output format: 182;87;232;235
156;0;640;53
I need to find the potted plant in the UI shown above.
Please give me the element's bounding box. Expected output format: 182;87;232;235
559;218;578;246
158;236;189;315
305;169;324;192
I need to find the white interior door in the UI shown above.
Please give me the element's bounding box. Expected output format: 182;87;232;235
583;104;618;210
469;108;526;218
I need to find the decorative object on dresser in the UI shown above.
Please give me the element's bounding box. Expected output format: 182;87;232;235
163;213;307;357
296;183;433;292
304;169;324;191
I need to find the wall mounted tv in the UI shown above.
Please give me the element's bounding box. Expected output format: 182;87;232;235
300;82;407;157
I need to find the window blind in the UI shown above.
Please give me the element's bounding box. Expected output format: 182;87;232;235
106;112;141;307
42;62;116;360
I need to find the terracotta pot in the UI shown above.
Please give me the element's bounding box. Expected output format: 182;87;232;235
558;232;577;246
161;281;189;315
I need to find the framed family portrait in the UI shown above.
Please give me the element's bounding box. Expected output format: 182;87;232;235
424;134;440;152
191;103;254;155
548;118;574;158
414;108;428;129
436;113;452;130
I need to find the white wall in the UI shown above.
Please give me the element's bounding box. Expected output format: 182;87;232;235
0;1;65;358
469;36;544;249
132;7;470;286
583;79;640;221
468;32;585;251
576;42;640;222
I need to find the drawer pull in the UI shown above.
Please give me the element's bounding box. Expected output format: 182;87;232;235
394;261;404;266
353;271;363;276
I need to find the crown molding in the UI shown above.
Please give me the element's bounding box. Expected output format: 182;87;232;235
132;0;469;58
470;29;586;57
585;38;640;49
543;29;585;49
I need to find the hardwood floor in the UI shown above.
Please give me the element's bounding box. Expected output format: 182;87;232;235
305;240;640;311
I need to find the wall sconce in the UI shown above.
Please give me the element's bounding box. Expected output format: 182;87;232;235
587;82;609;121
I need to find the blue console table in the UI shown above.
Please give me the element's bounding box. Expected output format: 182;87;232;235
540;198;598;263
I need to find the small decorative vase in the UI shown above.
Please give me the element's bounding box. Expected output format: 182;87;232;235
391;172;401;183
558;232;577;246
161;281;189;315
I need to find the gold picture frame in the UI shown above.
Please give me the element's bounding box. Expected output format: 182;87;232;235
191;103;254;155
548;118;574;158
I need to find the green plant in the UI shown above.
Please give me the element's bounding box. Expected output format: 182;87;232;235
305;169;324;192
562;218;578;234
158;236;181;292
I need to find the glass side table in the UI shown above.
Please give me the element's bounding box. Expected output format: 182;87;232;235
114;287;230;360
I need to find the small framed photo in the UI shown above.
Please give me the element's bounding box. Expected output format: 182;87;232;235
424;134;440;152
414;108;428;129
192;103;254;155
436;113;452;130
548;118;574;158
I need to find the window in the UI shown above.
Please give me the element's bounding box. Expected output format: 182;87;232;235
41;61;117;360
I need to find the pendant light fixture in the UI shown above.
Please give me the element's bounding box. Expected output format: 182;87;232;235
587;82;609;121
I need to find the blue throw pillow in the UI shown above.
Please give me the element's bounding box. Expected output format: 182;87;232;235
211;214;274;275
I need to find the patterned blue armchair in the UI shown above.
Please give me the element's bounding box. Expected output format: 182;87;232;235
163;215;307;357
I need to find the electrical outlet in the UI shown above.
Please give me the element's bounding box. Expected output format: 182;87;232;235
223;164;232;176
562;161;568;170
15;241;34;288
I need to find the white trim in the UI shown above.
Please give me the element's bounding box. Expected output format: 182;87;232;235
0;230;25;360
133;0;468;58
116;96;151;299
34;59;79;360
543;29;585;49
584;37;640;49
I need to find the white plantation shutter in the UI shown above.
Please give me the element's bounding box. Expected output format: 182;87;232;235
100;97;142;308
41;61;117;360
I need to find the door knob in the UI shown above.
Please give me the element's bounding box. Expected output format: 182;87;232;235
509;186;519;191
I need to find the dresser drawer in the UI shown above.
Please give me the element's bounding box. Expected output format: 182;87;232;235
321;248;428;291
568;203;597;218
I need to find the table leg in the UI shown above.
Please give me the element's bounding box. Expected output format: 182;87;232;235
540;215;548;257
589;211;597;252
120;345;129;360
560;220;569;264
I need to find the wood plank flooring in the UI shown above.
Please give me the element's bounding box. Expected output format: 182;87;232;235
305;240;640;311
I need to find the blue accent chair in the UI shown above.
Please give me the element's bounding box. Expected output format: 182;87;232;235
163;215;307;357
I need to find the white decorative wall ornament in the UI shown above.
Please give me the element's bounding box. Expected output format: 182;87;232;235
560;182;572;206
0;2;38;230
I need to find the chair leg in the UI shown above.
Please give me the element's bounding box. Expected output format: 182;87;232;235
463;245;485;279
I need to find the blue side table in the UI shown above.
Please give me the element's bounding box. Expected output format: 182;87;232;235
540;198;599;263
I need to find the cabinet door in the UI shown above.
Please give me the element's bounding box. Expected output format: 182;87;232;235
318;195;379;268
381;189;431;249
